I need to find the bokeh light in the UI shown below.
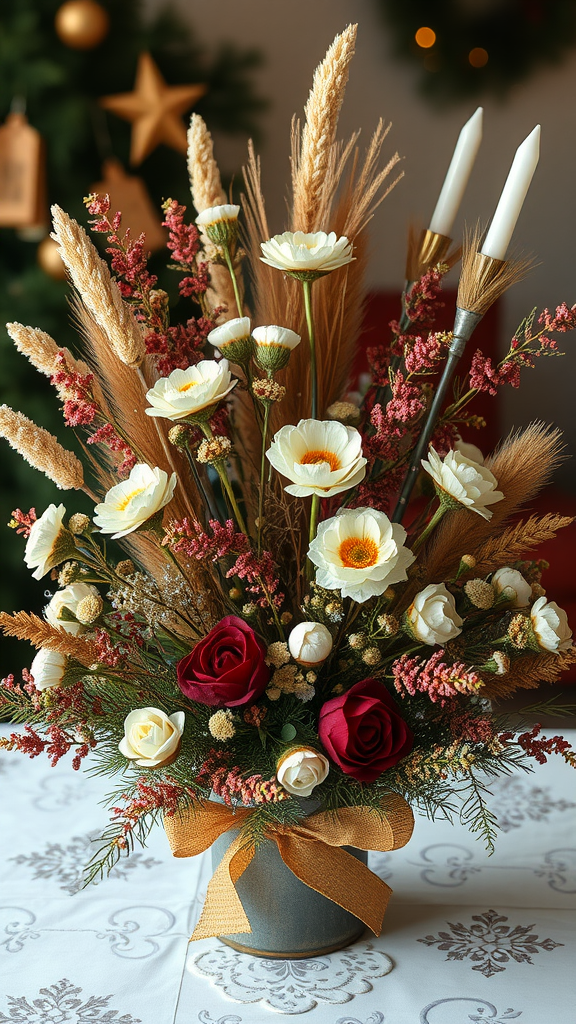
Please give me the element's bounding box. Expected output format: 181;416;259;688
469;47;489;68
415;27;436;49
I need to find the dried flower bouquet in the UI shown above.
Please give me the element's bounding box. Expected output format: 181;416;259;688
1;25;575;921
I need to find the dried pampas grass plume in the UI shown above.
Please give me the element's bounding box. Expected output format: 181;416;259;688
0;405;84;491
482;647;576;700
0;611;98;667
292;23;357;232
6;322;63;376
51;205;145;368
457;224;536;317
187;114;226;213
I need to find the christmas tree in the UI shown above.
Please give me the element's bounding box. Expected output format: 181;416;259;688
0;0;264;670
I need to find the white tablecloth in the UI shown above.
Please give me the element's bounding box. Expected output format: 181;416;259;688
1;725;574;1022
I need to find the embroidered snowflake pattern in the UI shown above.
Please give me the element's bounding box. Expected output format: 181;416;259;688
10;834;161;893
418;909;563;977
0;978;140;1023
488;777;576;832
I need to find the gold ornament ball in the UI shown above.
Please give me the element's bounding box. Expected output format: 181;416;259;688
55;0;110;49
37;236;67;280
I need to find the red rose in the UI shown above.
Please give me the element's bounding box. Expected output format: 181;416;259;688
318;679;413;782
176;615;270;707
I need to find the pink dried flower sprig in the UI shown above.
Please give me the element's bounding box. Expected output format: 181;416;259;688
226;551;284;610
211;765;288;806
87;423;136;477
51;352;98;427
163;517;249;562
392;650;484;706
9;508;37;537
500;724;576;767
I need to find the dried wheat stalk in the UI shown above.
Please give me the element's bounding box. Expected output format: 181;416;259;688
483;647;576;701
0;405;84;491
51;205;145;368
0;611;98;667
471;513;574;577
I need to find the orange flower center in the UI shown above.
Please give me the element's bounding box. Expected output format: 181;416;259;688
117;487;146;511
300;449;340;471
178;380;198;392
339;536;379;569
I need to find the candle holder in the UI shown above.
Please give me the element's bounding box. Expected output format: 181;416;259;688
391;249;507;524
405;226;461;287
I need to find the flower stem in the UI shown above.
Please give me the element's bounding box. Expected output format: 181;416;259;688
201;423;248;536
306;493;320;580
302;278;318;419
257;402;271;556
412;503;447;553
223;245;244;318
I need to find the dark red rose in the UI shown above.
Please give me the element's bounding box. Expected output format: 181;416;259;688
318;679;413;782
176;615;270;707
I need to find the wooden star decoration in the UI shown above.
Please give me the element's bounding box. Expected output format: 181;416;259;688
100;51;206;165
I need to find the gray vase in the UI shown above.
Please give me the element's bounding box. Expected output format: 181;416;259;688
210;797;367;958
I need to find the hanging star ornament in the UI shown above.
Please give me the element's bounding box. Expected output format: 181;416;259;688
100;51;206;165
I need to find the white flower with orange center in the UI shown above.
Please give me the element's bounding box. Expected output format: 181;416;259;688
307;507;415;603
93;463;177;540
145;359;236;421
266;419;366;497
24;503;75;581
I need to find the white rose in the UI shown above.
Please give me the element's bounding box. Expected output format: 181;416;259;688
119;707;185;768
30;648;67;691
492;567;532;607
307;506;415;603
45;582;100;636
407;583;463;645
530;596;573;654
288;622;333;665
277;747;329;797
145;359;236;421
266;419;366;498
24;504;72;580
93;463;176;540
260;231;354;275
422;445;504;520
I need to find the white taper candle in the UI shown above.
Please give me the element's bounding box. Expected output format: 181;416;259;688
428;107;483;237
481;125;541;261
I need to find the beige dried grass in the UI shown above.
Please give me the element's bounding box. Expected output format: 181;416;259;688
187;114;226;213
0;611;98;667
457;224;536;316
0;405;84;490
51;205;145;368
483;647;576;701
471;513;574;577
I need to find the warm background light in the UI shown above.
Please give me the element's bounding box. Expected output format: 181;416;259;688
415;26;436;49
469;47;489;68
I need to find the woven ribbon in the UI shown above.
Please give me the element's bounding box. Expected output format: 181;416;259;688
164;793;414;941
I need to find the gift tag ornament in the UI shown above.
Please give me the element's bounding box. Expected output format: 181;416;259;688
0;112;47;229
55;0;110;49
91;159;166;251
100;51;207;165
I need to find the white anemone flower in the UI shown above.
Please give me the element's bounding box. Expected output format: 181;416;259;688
530;596;573;653
145;359;236;421
93;464;177;540
196;204;240;228
455;436;485;464
45;582;100;636
260;231;354;276
266;419;366;497
207;317;251;352
492;567;532;607
24;504;72;581
252;325;301;351
30;648;67;691
307;507;415;603
422;445;504;520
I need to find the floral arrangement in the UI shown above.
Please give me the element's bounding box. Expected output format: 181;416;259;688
1;26;575;897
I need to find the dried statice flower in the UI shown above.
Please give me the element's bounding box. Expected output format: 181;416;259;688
252;379;286;403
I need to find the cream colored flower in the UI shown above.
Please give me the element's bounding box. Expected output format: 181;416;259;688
207;317;252;361
455;436;484;464
119;707;185;768
145;359;236;421
288;622;333;665
253;324;301;351
45;582;100;636
260;231;353;276
30;648;67;690
24;504;73;581
266;419;366;498
196;204;240;228
93;464;176;540
307;507;415;603
530;596;573;653
407;583;463;646
492;567;532;607
422;446;503;520
276;746;329;797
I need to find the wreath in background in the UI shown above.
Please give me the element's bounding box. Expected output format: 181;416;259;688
375;0;576;104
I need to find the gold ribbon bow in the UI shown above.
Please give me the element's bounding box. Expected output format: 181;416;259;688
164;794;414;941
